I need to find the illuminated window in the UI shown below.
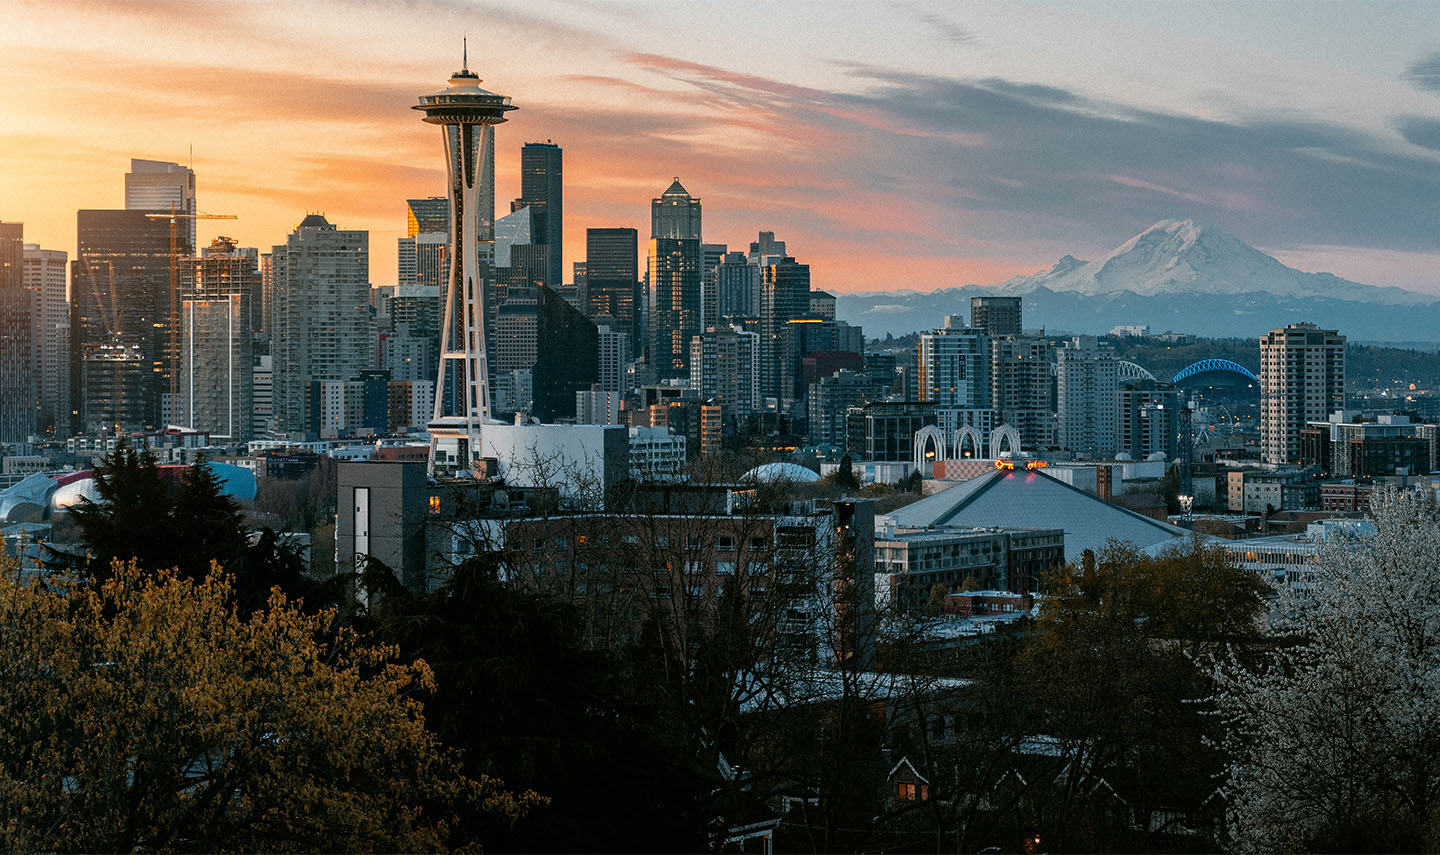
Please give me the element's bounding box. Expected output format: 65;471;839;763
428;496;440;514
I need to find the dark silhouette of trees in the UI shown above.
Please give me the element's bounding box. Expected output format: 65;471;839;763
50;439;341;613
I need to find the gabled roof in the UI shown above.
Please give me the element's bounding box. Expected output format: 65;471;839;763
888;755;930;784
881;469;1187;559
661;177;690;197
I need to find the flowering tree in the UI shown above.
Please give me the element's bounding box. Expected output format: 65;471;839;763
0;557;540;852
1211;489;1440;852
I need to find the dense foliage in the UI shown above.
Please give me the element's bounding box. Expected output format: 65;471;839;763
0;558;539;852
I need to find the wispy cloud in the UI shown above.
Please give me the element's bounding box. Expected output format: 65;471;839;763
1405;52;1440;94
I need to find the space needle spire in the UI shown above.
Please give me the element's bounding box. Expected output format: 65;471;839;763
415;49;517;477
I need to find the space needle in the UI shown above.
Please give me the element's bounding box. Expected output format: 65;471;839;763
415;45;516;477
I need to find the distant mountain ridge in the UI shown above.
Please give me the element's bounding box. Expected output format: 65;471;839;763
837;220;1440;342
989;219;1426;304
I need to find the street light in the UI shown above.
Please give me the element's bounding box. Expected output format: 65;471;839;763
1179;494;1194;529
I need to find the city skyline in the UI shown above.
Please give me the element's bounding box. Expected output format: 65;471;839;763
2;1;1438;294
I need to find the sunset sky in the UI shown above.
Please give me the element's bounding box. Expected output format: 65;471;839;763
2;0;1438;293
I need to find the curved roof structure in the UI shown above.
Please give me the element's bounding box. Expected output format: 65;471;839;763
1117;361;1156;382
744;462;820;484
1173;358;1258;387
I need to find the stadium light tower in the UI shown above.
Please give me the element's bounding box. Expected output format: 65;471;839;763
414;44;516;477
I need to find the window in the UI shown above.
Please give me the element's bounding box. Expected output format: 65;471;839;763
718;535;736;551
553;536;568;550
621;534;639;546
428;495;440;514
532;537;544;552
897;782;917;801
716;561;735;576
685;535;702;551
654;535;670;549
749;536;768;551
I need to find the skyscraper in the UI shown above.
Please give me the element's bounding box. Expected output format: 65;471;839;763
918;318;991;408
649;178;701;378
990;336;1055;450
1056;336;1119;455
414;53;516;475
1261;322;1345;466
0;222;33;442
270;215;371;435
586;227;640;346
716;251;758;319
22;242;68;436
970;296;1022;337
74;209;173;430
700;242;727;331
690;326;759;416
519;142;562;288
758;254;809;401
125;159;196;255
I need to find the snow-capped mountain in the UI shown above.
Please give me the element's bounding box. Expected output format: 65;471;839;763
989;219;1426;305
835;220;1440;341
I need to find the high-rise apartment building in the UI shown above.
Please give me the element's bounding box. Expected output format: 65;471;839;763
251;354;274;439
585;228;640;346
700;242;727;332
74;209;173;430
970;296;1022;337
758;254;810;401
1261;322;1345;465
1118;380;1179;460
690;326;760;416
648;179;701;378
596;323;631;396
22;242;69;435
125;159;196;254
990;336;1055;450
1056;336;1119;455
270;215;371;435
716;251;759;319
918;318;991;409
519;142;562;288
0;222;33;442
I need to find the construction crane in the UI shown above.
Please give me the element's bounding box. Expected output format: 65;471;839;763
144;206;237;417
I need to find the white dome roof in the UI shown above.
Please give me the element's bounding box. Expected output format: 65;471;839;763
744;462;820;484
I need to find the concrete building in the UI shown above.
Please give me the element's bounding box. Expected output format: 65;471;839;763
919;319;990;409
874;526;1064;606
1056;336;1119;456
1117;380;1180;460
22;243;69;436
690;326;760;416
969;296;1022;337
700;242;727;331
809;369;887;446
251;355;274;440
629;425;687;482
596;323;631;397
990;336;1055;450
1261;322;1345;466
1300;412;1434;478
270;215;371;436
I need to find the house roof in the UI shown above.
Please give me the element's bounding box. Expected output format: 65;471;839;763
881;469;1188;559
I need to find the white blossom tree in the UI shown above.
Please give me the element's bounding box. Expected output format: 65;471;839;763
1211;489;1440;852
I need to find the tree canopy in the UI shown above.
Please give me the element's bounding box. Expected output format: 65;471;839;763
1212;490;1440;852
0;555;540;852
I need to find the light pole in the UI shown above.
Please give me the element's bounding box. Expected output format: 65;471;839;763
1179;493;1194;529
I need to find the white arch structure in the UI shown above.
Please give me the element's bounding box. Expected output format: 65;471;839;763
912;423;1026;473
989;424;1021;459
